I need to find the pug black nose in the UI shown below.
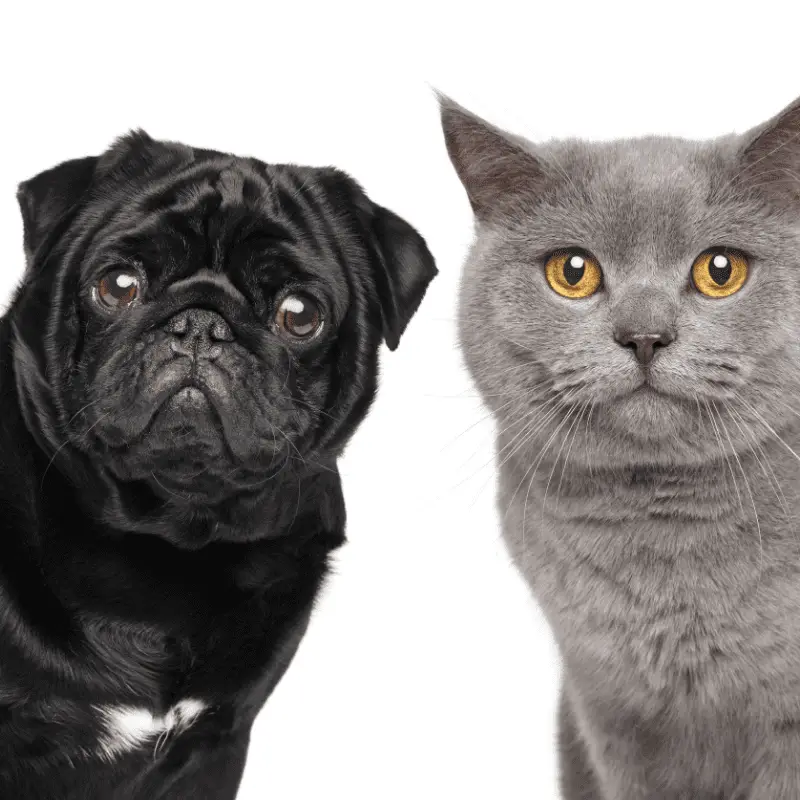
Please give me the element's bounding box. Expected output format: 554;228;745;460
164;308;234;360
614;330;673;365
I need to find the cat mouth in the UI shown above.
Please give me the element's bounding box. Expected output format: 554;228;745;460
632;383;661;395
626;380;683;404
627;382;691;408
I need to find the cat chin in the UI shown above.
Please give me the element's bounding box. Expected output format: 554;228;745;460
587;392;733;468
603;388;688;442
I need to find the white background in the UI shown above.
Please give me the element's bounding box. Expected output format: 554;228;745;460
2;3;799;798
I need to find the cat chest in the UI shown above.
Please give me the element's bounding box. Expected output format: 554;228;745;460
511;508;800;702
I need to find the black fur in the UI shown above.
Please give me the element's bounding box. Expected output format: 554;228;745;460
0;131;436;798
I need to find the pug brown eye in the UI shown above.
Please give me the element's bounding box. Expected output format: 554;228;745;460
94;268;142;311
276;294;322;340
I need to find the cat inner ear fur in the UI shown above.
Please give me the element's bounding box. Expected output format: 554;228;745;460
738;94;800;208
438;94;549;223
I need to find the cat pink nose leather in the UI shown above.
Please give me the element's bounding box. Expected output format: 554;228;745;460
614;331;673;365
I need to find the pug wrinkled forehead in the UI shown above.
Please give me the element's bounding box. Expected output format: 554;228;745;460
12;131;436;544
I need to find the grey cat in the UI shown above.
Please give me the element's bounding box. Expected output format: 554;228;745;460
441;93;800;799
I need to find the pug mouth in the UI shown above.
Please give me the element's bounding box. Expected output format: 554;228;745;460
107;376;227;447
157;383;219;419
149;384;225;437
96;382;277;498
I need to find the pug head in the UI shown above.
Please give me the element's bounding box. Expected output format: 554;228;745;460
12;132;436;544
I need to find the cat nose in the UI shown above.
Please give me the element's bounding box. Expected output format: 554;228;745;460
614;330;674;365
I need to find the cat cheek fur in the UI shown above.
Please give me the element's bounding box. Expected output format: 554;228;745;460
444;92;800;798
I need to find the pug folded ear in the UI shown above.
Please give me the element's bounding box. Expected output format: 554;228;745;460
17;130;192;268
17;155;98;267
363;202;438;351
315;168;436;351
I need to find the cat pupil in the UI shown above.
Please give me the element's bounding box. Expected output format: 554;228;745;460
709;254;732;286
563;255;585;286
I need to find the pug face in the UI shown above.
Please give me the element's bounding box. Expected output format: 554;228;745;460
12;132;436;544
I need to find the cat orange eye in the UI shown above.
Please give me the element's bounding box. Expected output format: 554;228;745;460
545;251;602;299
692;250;748;298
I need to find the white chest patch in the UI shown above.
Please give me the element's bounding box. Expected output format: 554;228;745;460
95;698;207;760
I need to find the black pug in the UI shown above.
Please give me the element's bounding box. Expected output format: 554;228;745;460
1;132;436;798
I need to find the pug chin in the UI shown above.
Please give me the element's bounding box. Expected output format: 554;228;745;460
127;385;288;502
123;387;239;493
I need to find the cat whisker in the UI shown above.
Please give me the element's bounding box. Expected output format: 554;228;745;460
441;394;526;456
497;396;558;452
540;404;582;520
583;400;596;480
738;396;800;470
498;392;580;522
727;402;789;519
426;390;514;400
770;395;800;426
495;391;579;477
470;394;571;501
520;402;580;546
715;401;763;588
456;390;566;495
554;401;589;515
458;380;568;473
699;397;741;512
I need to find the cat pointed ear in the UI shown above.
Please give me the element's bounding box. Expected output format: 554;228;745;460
738;94;800;207
438;94;547;222
17;155;98;267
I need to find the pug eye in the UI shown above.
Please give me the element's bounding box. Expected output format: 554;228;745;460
94;268;143;311
545;250;602;299
692;249;748;298
275;294;323;340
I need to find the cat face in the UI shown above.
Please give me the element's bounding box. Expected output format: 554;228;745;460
442;95;800;469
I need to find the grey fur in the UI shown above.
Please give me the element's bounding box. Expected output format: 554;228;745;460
441;93;800;799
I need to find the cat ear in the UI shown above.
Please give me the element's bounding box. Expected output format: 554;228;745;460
439;94;547;222
738;95;800;207
17;155;98;267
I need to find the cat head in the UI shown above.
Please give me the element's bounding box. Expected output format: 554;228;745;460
441;94;800;470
